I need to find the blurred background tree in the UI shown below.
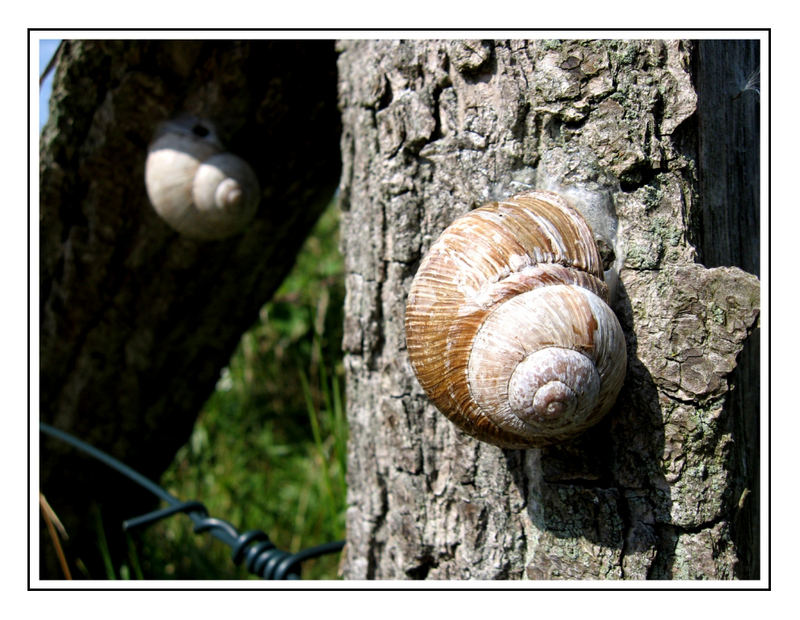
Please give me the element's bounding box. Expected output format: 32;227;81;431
38;39;344;579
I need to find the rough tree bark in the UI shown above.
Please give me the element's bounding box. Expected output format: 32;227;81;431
39;40;341;578
337;39;760;579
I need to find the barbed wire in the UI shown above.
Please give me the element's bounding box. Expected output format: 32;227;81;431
40;422;345;580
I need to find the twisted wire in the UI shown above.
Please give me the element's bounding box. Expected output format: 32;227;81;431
40;422;344;580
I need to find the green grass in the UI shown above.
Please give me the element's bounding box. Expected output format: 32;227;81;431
131;201;347;580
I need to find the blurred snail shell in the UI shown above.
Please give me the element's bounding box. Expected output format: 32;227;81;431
404;190;626;448
145;117;260;240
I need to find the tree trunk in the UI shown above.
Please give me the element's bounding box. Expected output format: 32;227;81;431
39;40;341;578
337;39;760;579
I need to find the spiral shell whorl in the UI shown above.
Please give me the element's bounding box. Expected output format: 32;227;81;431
405;190;626;448
192;152;259;221
507;348;600;425
466;284;625;444
145;123;260;240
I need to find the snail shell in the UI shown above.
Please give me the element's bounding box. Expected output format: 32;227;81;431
404;190;626;448
145;117;260;240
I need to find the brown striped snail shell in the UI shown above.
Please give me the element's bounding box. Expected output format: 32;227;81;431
404;190;626;449
145;117;260;240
